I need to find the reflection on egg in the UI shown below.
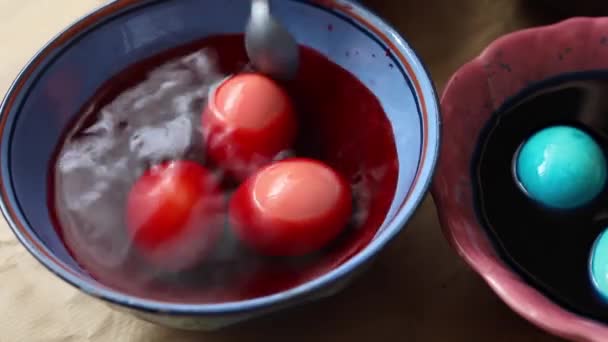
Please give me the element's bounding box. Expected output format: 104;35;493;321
515;125;607;210
229;158;352;257
202;73;297;180
590;228;608;301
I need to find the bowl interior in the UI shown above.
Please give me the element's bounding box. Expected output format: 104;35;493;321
1;0;438;307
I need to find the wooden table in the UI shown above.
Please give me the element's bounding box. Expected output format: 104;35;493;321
0;0;571;341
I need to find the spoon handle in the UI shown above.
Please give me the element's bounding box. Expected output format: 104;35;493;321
251;0;270;19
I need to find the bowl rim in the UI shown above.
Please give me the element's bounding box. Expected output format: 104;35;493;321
0;0;440;315
434;16;608;342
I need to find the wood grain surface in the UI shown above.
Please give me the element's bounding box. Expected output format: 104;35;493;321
0;0;577;341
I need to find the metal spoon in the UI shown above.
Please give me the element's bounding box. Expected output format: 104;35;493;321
245;0;300;81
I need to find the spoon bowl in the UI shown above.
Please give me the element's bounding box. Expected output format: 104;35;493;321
245;0;300;80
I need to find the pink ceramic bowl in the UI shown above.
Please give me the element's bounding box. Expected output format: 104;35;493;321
434;17;608;342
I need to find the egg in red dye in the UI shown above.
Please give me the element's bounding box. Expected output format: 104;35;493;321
229;158;352;257
201;73;297;181
126;160;225;271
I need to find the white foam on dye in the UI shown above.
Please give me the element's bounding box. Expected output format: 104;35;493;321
56;49;224;270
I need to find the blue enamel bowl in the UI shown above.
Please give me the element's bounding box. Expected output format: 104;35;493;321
0;0;439;330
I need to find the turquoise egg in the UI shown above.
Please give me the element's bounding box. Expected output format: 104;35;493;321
515;125;607;210
590;229;608;301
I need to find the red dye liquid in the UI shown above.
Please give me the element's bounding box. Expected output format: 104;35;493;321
49;34;397;303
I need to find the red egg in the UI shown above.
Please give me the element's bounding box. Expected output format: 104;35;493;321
229;158;352;257
126;160;225;271
202;73;297;180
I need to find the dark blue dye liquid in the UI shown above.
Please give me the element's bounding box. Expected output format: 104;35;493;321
473;72;608;323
